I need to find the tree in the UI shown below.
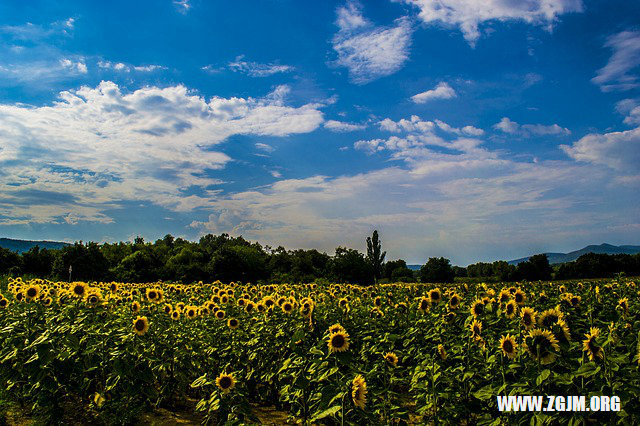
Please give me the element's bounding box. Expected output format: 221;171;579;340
419;257;455;283
516;254;552;281
331;247;373;286
366;230;386;284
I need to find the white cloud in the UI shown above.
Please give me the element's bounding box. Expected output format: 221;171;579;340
174;0;191;14
615;99;640;125
0;81;325;224
411;82;456;103
593;31;640;92
227;55;293;77
561;127;640;171
324;120;367;132
493;117;570;136
377;115;482;137
0;18;76;40
332;1;413;84
402;0;582;45
60;58;88;74
255;143;275;153
98;60;167;73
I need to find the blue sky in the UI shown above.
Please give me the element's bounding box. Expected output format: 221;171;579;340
0;0;639;265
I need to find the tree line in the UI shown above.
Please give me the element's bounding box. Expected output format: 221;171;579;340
0;231;637;284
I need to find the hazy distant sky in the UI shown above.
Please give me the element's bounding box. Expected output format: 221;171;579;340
0;0;639;265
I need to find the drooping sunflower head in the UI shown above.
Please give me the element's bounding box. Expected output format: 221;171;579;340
437;344;447;360
327;331;350;353
499;334;518;359
351;375;367;409
470;299;485;317
429;288;441;304
470;319;483;337
582;327;604;361
553;319;572;344
504;300;517;319
524;329;559;364
216;373;236;394
384;352;398;367
133;316;149;336
520;307;536;330
617;298;629;315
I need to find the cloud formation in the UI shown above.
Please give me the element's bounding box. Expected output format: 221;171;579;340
227;55;294;77
411;82;456;103
324;120;367;132
332;1;412;84
0;81;325;225
402;0;583;45
593;31;640;92
493;117;570;137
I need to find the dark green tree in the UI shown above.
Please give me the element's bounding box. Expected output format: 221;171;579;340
419;257;455;283
366;230;386;283
331;247;373;285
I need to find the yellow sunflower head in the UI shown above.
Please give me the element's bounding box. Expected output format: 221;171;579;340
133;316;149;336
470;299;485;317
384;352;398;367
448;293;461;309
227;318;239;329
524;329;559;364
216;373;236;394
538;308;563;328
70;282;88;299
429;288;441;304
520;307;536;330
131;301;141;313
437;344;447;360
470;319;483;337
171;310;180;320
351;375;367;409
582;327;604;361
499;334;518;359
327;331;350;353
504;300;518;319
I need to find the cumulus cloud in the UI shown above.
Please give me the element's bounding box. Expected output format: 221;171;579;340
616;99;640;125
593;31;640;92
493;117;570;137
0;81;325;225
227;55;294;77
401;0;582;45
324;120;367;132
60;58;87;73
332;1;413;84
561;127;640;171
411;82;456;103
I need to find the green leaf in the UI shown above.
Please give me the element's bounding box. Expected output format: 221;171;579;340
311;405;341;421
536;369;550;386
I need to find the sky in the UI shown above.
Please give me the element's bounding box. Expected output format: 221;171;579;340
0;0;639;265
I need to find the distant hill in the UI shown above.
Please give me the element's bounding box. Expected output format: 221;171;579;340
0;238;70;254
507;243;640;265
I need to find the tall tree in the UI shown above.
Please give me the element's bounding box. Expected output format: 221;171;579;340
366;230;386;283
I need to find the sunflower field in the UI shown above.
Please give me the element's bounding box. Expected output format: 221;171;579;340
0;276;639;425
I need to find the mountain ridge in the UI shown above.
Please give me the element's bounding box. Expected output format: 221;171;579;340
0;237;70;254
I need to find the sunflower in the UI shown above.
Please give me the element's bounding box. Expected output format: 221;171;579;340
520;307;536;330
553;319;571;344
245;302;255;314
470;299;485;317
504;300;517;319
443;311;456;324
186;306;197;319
498;289;511;304
327;331;350;353
374;296;382;307
582;327;604;361
384;352;398;367
131;301;141;313
448;293;461;310
524;329;559;364
87;292;101;306
351;375;367;409
470;319;483;337
538;308;563;328
0;298;8;309
329;323;346;334
133;316;149;336
171;310;180;320
282;301;294;314
215;310;226;320
70;282;88;299
418;297;430;313
109;282;119;293
216;373;236;393
429;288;442;304
499;334;518;359
513;289;526;306
437;344;447;360
163;304;173;315
227;318;239;329
25;285;40;301
617;298;629;316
